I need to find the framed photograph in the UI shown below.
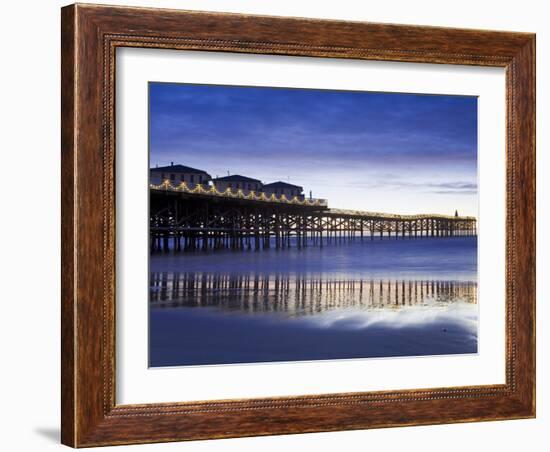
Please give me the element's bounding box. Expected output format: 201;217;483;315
61;3;535;447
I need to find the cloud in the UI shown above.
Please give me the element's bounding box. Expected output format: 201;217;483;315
350;178;477;195
427;182;477;190
150;83;478;170
432;190;477;195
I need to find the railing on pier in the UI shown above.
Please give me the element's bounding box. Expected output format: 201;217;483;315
328;208;477;222
150;180;328;207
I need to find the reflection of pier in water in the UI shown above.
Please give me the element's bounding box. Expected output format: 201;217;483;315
150;272;477;315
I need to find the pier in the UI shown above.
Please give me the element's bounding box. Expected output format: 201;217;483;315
150;182;477;253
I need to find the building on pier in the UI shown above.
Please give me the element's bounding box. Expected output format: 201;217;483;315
212;174;263;193
150;163;211;187
263;181;304;200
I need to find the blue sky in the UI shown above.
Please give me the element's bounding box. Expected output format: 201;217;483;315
149;82;477;216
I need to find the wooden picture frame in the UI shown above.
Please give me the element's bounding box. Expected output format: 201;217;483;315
61;3;535;447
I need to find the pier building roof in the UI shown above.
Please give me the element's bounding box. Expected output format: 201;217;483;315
150;164;211;176
263;181;303;190
212;175;263;183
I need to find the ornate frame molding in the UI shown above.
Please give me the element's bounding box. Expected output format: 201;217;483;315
61;4;535;447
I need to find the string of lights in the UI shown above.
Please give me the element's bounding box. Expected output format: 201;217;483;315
150;180;328;207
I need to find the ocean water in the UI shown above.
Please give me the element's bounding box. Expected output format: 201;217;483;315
149;237;477;367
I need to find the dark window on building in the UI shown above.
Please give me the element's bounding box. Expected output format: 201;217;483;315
180;174;184;181
161;173;165;180
228;183;232;188
190;175;194;183
170;174;175;181
198;175;202;183
248;184;251;190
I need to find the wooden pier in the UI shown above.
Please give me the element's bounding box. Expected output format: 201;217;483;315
150;184;477;253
